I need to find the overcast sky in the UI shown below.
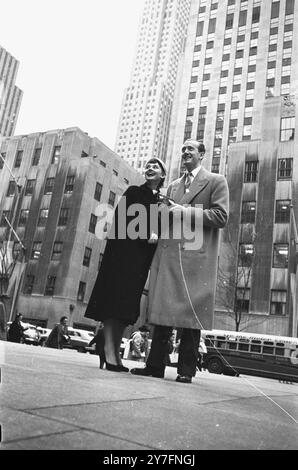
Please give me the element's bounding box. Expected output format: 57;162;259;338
0;0;145;150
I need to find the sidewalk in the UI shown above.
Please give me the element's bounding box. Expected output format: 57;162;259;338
0;340;297;450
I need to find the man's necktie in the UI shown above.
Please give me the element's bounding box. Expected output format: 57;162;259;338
184;172;192;193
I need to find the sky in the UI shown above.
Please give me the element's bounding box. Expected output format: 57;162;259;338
0;0;145;150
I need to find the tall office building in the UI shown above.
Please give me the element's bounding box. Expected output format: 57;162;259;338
0;127;142;329
115;0;192;172
0;45;23;137
166;0;297;181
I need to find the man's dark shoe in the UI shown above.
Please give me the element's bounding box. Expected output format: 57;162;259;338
130;366;164;378
176;375;192;383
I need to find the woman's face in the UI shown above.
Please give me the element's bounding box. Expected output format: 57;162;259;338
144;161;164;185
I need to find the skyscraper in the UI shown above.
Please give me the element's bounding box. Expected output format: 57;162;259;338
166;0;297;181
0;45;23;138
115;0;192;172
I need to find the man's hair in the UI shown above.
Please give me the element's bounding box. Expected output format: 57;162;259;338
184;139;205;153
60;316;68;323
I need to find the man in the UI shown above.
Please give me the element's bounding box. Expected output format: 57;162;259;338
45;316;70;349
131;139;229;383
7;313;28;343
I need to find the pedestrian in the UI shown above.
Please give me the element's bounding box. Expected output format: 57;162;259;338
129;325;150;361
197;337;207;372
45;316;70;349
84;158;167;372
88;322;106;369
7;313;28;343
131;139;229;383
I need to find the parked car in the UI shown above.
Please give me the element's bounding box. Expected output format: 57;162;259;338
64;327;95;353
36;327;51;346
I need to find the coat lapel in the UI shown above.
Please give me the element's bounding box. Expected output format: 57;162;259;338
178;167;210;204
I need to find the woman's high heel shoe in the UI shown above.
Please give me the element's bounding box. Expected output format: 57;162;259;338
105;362;129;372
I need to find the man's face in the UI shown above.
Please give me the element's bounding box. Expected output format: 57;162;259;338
181;140;204;172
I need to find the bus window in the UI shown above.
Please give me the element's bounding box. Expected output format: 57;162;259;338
263;346;274;355
228;342;237;350
275;348;285;356
216;340;226;348
205;339;211;347
264;341;274;346
250;344;261;353
238;343;249;351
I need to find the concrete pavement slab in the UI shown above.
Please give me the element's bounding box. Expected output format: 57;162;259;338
0;341;297;450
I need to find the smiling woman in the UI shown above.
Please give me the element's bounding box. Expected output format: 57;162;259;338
1;0;145;148
84;157;166;372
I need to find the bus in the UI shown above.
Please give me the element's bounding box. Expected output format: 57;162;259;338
201;329;298;383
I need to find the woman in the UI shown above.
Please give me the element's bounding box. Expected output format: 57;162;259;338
85;158;166;372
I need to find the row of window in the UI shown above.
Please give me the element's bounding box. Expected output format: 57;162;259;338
236;288;287;316
30;241;94;267
241;199;291;224
24;274;88;301
244;157;294;183
238;243;290;269
0;147;110;171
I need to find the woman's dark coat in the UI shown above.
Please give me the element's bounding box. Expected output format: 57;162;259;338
84;184;159;326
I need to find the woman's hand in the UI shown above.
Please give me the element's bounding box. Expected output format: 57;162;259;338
148;232;158;244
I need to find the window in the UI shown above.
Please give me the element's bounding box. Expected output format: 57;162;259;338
25;179;36;196
24;275;35;295
222;54;230;61
38;208;49;226
31;241;42;259
244;161;258;182
236;49;244;59
14;150;23;168
277;158;293;180
273;244;289;268
206;41;214;50
58;208;69;226
190;76;198;83
271;1;280;19
108;191;116;207
51;146;61;164
270;290;287;315
249;46;257;56
252;6;260;23
280;117;295;141
44;177;55;195
196;21;204;36
83;247;92;267
235;288;250;313
89;213;97;233
94;182;103;201
208;18;216;34
64;175;75;193
285;0;294;15
77;281;86;301
225;13;234;29
7;180;16;196
45;276;56;296
245;99;254;107
0;152;6;169
0;210;10;227
19;209;29;226
187;108;194;117
241;201;256;223
238;244;254;267
275;200;291;223
239;10;247;26
81;151;88;158
100;160;106;168
219;87;227;94
52;241;63;260
234;67;242;75
32;148;41;166
192;60;200;68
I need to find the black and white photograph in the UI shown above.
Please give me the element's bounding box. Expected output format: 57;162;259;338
0;0;297;456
